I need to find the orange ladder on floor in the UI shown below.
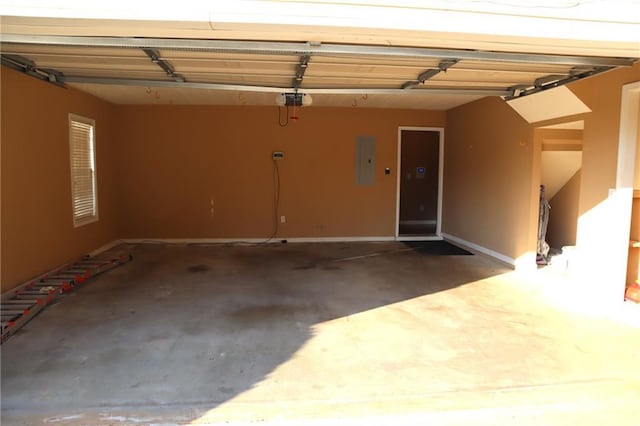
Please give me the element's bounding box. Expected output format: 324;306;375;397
1;252;132;344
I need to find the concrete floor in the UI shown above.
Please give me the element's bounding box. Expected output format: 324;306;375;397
1;242;639;425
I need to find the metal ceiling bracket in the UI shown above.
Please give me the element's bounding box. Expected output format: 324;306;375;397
2;53;36;69
402;58;459;89
293;55;310;89
142;48;185;83
504;66;612;100
2;35;636;67
507;84;530;98
1;54;66;87
534;74;569;88
42;68;65;84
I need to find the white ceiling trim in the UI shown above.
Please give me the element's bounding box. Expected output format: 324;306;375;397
2;1;639;44
4;35;633;67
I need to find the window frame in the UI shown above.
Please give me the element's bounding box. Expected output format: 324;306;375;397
68;113;99;227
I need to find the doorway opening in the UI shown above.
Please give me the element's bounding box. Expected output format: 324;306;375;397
396;127;443;241
537;120;584;265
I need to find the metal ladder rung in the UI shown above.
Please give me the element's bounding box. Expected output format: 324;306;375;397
1;309;28;315
29;286;64;291
75;261;108;267
33;281;66;286
1;312;31;319
2;251;132;344
2;299;39;305
1;305;35;311
8;295;47;301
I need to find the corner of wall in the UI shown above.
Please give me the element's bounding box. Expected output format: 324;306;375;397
1;68;120;292
443;96;537;265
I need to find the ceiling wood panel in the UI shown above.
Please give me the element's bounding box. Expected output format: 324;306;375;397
68;82;486;110
1;30;636;108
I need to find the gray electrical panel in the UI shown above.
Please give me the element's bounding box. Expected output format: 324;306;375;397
355;136;376;186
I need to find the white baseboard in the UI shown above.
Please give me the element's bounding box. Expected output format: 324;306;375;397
121;236;396;245
284;236;395;243
122;238;267;245
88;239;126;257
396;236;443;242
399;220;437;225
441;233;515;266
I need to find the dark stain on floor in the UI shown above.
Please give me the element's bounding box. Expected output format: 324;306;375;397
227;304;309;323
187;264;210;273
293;262;317;270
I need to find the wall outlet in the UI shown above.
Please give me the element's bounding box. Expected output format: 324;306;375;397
273;151;284;160
280;215;286;223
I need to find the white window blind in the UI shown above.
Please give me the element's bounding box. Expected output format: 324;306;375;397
69;114;98;226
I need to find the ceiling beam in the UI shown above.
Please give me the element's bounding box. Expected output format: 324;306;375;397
2;34;636;67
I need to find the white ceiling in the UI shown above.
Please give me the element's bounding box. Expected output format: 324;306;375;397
1;1;638;109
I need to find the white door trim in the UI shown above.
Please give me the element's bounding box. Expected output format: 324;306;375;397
616;81;640;190
396;126;445;241
613;81;640;302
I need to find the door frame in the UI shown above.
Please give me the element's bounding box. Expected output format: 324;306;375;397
395;126;445;241
611;81;640;302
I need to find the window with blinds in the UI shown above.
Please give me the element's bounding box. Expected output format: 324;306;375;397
69;114;98;226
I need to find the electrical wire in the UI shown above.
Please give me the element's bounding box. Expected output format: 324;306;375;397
278;105;289;127
259;158;281;244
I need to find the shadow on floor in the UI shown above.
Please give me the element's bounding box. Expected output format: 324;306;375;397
398;223;437;236
1;241;507;422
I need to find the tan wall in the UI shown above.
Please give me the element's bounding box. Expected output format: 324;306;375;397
114;105;445;238
1;68;119;291
442;64;639;270
2;61;635;291
565;65;640;300
568;64;640;217
443;96;535;262
547;169;581;250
